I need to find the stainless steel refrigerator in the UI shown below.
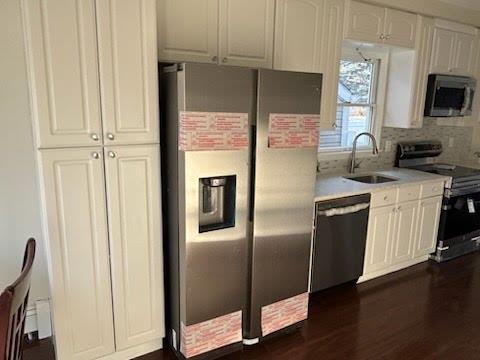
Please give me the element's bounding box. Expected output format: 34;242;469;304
160;63;321;359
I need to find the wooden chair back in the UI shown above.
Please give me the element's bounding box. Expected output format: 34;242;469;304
0;238;36;360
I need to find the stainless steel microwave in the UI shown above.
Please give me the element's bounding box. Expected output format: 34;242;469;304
424;74;476;117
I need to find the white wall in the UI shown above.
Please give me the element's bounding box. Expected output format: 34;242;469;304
0;0;50;306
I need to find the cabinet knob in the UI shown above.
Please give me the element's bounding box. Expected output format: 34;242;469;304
211;56;218;62
384;195;388;200
332;123;337;129
90;133;99;141
222;57;228;63
108;151;116;158
107;133;115;140
380;34;385;40
385;34;391;40
398;205;402;211
91;152;100;159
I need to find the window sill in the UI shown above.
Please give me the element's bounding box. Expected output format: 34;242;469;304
317;149;382;161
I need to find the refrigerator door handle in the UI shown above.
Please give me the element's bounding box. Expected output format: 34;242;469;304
317;203;370;217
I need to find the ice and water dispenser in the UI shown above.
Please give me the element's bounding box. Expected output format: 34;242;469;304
199;176;236;233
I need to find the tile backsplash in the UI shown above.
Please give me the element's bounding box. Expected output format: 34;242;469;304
317;118;474;175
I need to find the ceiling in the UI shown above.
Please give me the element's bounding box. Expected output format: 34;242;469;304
438;0;480;11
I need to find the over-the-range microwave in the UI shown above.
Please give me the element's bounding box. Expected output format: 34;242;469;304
424;74;476;117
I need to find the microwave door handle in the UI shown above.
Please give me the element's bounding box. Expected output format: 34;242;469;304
461;86;471;116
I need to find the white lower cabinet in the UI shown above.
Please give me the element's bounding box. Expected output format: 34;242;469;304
391;200;418;265
364;205;396;273
41;148;115;360
40;145;164;360
104;145;164;350
362;183;443;281
414;196;442;258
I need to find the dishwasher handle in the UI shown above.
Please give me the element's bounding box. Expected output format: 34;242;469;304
317;202;370;217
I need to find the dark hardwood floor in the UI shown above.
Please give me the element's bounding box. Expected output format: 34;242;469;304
24;252;480;360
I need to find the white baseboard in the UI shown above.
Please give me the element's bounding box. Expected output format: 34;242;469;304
24;299;52;339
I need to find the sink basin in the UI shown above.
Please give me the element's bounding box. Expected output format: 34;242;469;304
344;174;398;184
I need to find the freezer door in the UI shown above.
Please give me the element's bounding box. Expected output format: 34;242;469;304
181;64;256;326
247;69;321;339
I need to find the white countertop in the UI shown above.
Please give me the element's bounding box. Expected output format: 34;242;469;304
315;168;450;202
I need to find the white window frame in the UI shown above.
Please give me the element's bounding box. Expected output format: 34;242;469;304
318;47;389;160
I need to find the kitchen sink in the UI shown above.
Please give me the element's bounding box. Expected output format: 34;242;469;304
344;174;398;184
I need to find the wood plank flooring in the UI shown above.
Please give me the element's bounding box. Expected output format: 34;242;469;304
24;252;480;359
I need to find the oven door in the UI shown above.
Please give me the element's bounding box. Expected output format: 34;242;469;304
424;75;476;117
438;189;480;246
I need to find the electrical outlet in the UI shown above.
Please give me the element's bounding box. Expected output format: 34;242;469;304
448;137;455;147
384;140;392;152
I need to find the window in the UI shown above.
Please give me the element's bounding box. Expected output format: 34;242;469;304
319;49;387;154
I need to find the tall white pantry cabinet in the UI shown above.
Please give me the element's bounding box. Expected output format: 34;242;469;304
22;0;165;359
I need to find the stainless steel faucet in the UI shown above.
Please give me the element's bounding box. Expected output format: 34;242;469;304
350;132;379;173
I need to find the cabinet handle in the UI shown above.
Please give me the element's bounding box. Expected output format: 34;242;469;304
108;151;116;158
211;56;218;62
91;152;100;159
90;133;99;141
222;57;228;63
106;133;115;140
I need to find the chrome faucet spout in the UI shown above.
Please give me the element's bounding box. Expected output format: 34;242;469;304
350;132;379;173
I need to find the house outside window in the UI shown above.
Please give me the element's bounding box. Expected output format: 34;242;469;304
319;48;388;156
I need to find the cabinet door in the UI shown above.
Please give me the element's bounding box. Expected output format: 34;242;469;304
40;148;114;360
274;0;324;73
411;17;434;128
22;0;103;148
319;0;345;130
430;28;456;74
384;8;417;48
451;33;477;75
414;196;442;258
218;0;275;68
391;201;418;265
345;1;385;44
96;0;160;146
363;205;396;274
157;0;219;63
104;145;164;350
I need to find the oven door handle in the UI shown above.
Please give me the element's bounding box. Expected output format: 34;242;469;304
461;86;472;116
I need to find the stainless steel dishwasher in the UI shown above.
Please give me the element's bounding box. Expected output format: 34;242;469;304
311;193;371;292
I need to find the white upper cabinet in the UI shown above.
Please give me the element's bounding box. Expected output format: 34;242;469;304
345;1;417;48
157;0;274;68
274;0;345;130
384;16;434;129
345;1;385;44
23;0;159;149
430;28;456;74
430;27;477;76
451;33;477;75
274;0;324;73
384;8;418;48
218;0;275;68
96;0;159;145
40;148;115;360
104;145;164;350
22;0;103;148
157;0;219;63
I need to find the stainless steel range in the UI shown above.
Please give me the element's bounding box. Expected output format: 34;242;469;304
396;141;480;262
